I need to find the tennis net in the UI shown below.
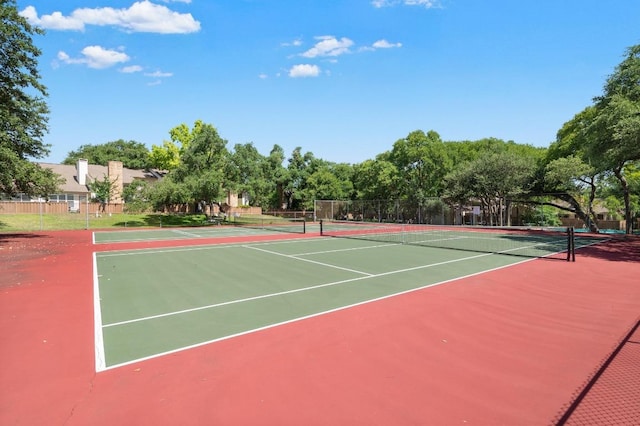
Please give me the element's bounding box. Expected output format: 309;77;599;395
320;220;575;261
232;216;306;234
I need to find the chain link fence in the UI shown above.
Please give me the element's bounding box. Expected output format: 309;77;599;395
314;199;454;225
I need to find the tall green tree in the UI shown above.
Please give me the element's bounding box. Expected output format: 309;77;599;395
589;44;640;233
228;142;271;207
352;154;400;200
63;139;151;169
170;123;229;215
543;156;599;230
537;107;601;232
149;120;205;170
261;144;287;209
283;147;314;210
305;162;354;207
0;0;61;196
443;151;536;225
390;130;452;202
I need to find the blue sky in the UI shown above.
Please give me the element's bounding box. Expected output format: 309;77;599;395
18;0;640;165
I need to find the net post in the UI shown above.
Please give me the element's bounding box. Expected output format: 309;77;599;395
566;226;575;262
320;219;324;236
302;218;306;234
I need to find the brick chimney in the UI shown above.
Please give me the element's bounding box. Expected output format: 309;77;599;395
77;159;88;186
107;161;123;203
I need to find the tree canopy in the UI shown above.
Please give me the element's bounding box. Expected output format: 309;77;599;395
19;37;638;233
63;139;151;169
0;0;61;197
588;45;640;233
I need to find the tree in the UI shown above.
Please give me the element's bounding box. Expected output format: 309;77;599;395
228;142;271;207
588;45;640;233
352;155;400;200
390;130;452;202
305;162;354;207
122;179;152;213
149;120;205;170
533;107;601;232
0;0;60;197
63;139;151;169
282;147;315;210
88;175;118;213
170;122;229;215
263;144;287;209
443;151;536;225
148;179;192;213
542;156;599;231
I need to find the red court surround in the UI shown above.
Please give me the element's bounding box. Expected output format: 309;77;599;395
1;230;638;425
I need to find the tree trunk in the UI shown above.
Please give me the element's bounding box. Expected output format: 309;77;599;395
554;193;600;232
613;166;632;234
513;193;600;233
582;176;598;232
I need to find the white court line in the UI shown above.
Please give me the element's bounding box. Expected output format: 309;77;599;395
98;252;534;372
102;250;491;328
95;236;575;371
94;236;328;257
93;226;264;244
411;236;468;244
172;229;201;238
244;245;374;276
93;253;106;372
292;243;397;256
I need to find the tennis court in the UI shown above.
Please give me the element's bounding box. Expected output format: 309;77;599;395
94;223;599;370
2;226;639;425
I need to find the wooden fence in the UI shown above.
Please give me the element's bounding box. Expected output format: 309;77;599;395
560;217;626;231
0;201;262;217
0;201;123;215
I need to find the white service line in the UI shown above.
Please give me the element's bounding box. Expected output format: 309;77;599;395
93;253;106;372
292;242;398;256
102;250;492;329
243;244;374;276
172;229;201;238
98;249;529;373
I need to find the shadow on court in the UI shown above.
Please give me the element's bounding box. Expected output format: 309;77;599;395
577;237;640;263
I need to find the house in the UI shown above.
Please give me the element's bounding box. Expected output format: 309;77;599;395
49;159;164;211
2;159;256;215
4;159;164;212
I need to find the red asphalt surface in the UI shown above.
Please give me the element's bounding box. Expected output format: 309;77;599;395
1;230;638;425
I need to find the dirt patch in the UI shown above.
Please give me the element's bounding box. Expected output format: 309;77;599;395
0;232;91;289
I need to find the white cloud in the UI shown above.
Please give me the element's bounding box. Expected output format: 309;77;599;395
372;39;402;49
20;1;201;34
120;65;143;73
301;36;353;58
19;6;84;30
57;46;130;69
405;0;439;6
282;38;303;47
258;73;268;79
288;64;320;78
372;0;440;8
144;70;173;78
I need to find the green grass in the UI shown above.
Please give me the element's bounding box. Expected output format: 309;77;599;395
0;212;211;232
0;212;296;232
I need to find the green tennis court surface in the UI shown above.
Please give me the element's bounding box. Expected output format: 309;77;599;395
94;235;573;371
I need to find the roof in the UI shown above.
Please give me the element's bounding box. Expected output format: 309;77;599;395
38;162;163;194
